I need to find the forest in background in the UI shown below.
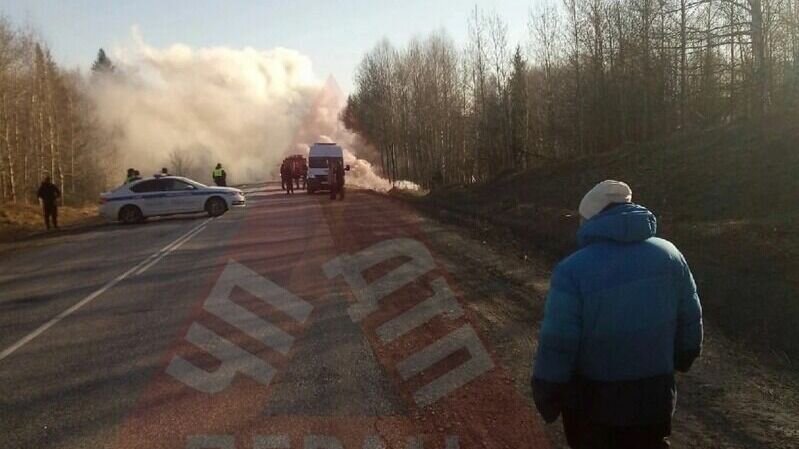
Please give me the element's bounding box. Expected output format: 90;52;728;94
3;0;798;203
0;18;120;206
343;0;799;187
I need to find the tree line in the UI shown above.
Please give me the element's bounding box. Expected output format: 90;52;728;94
343;0;799;187
0;19;116;206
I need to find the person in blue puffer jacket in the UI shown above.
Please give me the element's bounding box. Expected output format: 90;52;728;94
532;180;703;449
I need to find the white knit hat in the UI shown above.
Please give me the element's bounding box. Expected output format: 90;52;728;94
578;180;633;220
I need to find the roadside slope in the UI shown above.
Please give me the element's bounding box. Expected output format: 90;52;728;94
404;117;799;362
0;203;101;244
409;208;799;449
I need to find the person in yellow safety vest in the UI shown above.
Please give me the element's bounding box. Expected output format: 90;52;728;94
212;163;227;187
125;168;137;184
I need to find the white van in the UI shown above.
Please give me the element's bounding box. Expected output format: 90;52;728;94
307;143;350;193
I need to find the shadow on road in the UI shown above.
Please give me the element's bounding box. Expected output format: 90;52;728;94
1;213;213;250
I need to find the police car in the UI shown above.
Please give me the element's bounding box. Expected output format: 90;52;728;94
99;176;245;224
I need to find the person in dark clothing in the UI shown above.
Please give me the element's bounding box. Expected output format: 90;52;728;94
431;168;444;190
37;176;61;230
299;159;308;190
161;167;170;176
531;180;703;449
280;159;288;191
328;159;345;200
212;163;227;187
280;161;293;194
293;158;301;190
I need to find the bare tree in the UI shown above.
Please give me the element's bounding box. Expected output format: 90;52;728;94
168;148;195;177
0;21;109;206
342;0;797;186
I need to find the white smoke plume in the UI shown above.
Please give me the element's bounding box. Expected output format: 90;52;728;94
90;29;417;192
343;149;419;192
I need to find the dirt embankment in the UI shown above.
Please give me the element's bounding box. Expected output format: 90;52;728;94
406;210;799;449
396;117;799;364
0;202;101;244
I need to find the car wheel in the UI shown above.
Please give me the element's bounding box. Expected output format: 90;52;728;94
205;197;227;217
119;205;143;224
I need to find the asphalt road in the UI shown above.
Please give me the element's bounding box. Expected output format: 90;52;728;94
0;183;549;449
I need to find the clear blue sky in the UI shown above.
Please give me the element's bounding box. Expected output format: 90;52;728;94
0;0;536;93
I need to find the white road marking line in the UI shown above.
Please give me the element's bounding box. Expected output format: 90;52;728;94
155;218;213;257
0;218;214;363
135;222;208;276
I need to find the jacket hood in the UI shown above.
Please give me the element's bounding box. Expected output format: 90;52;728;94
577;203;657;247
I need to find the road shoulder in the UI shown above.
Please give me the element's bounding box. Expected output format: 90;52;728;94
391;192;799;449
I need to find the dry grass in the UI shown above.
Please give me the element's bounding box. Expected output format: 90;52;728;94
0;202;100;242
411;116;799;361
